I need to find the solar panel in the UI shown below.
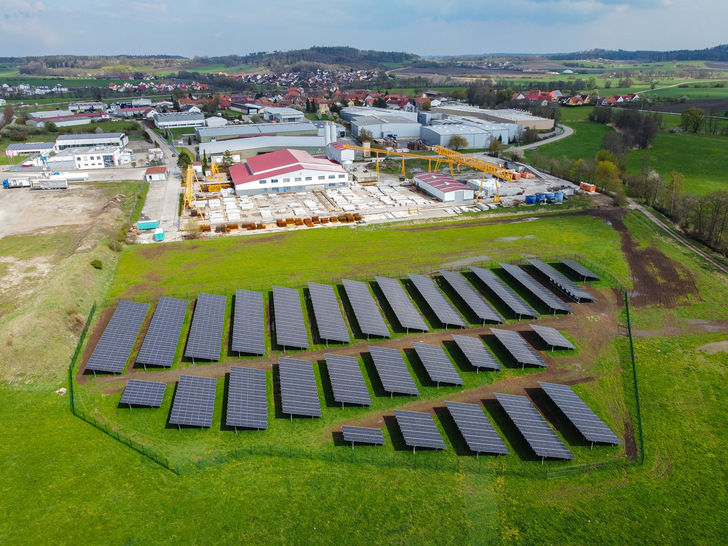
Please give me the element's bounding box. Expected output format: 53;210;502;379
169;375;217;428
342;425;385;446
368;345;419;396
490;328;548;368
278;357;321;417
526;259;596;302
470;267;539;319
231;290;266;356
184;293;227;361
226;366;268;430
438;270;503;324
445;401;509;455
119;379;166;408
499;263;573;314
272;286;309;350
325;353;372;406
494;393;574;460
342;279;391;338
559;258;601;281
530;324;576;350
374;276;429;333
411;342;464;386
86;300;149;374
136;297;188;368
308;282;351;344
451;334;502;371
394;409;446;451
538;382;622;445
407;273;467;328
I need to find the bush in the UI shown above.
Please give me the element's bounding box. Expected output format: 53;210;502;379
108;240;123;252
90;259;103;270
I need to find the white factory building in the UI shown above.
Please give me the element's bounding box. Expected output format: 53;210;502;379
263;107;306;123
56;132;129;150
326;142;355;167
340;106;421;139
5;142;56;158
153;112;206;129
45;146;129;169
229;149;350;196
196;122;320;143
413;172;474;202
433;104;554;131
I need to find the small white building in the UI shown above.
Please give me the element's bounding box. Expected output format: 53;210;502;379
153;112;205;129
46;146;126;169
229;148;350;196
144;166;168;182
263;107;305;123
326;142;355;166
205;116;228;128
413;172;474;202
69;101;107;112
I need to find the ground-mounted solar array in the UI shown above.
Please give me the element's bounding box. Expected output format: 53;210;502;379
368;345;419;396
450;334;502;371
375;276;429;332
226;366;268;430
86;300;150;374
136;297;188;368
278;357;321;418
341;279;391;338
490;328;548;368
394;409;446;451
526;259;596;302
470;266;540;319
169;375;217;428
495;393;574;460
530;324;576;350
499;263;573;314
411;342;464;386
119;379;166;408
407;273;467;328
273;286;309;350
438;270;503;324
559;258;601;281
308;282;351;344
539;382;622;445
325;354;372;406
342;425;386;446
184;293;227;361
231;290;266;356
445;401;509;455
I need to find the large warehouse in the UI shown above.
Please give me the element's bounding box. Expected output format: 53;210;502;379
413;172;474;202
263;107;305;123
153;112;205;129
420;120;515;147
340;107;421;139
228;149;350;196
56;133;129;150
433;104;554;131
196;122;320;143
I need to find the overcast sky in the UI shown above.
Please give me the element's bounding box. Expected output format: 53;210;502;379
1;0;725;58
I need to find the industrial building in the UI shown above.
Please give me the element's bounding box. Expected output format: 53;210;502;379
433;104;554;131
45;146;128;170
420;119;516;147
56;132;129;150
196;122;320;143
413;172;474;202
153;112;205;129
26;111;109;128
5;142;56;158
144;166;169;182
198;122;338;163
326;142;355;166
69;101;107;112
340;106;421;139
263;107;305;123
228;148;350;196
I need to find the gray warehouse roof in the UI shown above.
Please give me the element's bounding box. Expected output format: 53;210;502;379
57;132;125;141
153;112;204;122
199;135;328;156
197;122;318;139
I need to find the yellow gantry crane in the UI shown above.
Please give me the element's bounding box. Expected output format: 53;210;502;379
202;163;228;192
183;165;197;210
343;144;440;178
432;145;514;203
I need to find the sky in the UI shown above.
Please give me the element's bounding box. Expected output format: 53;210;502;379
1;0;726;58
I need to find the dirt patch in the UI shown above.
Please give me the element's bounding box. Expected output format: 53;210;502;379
441;255;492;269
590;208;700;308
696;339;728;354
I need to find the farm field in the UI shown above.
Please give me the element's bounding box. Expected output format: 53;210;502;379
524;121;614;163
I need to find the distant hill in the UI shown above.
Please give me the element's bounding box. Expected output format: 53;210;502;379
203;47;419;70
549;44;728;62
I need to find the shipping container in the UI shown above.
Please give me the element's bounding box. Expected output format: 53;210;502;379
138;220;159;230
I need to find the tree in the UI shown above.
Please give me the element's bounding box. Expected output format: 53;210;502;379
680;108;706;133
448;134;468;151
45;121;58;133
521;127;539;144
666;171;685;218
594;160;620;192
2;104;14;126
421;101;431;111
373;97;387;109
177;151;192;172
222;150;233;169
604;79;612;89
357;129;374;143
487;137;502;157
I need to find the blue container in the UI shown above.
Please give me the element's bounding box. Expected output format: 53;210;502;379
545;192;555;201
154;228;165;241
525;195;537;204
535;193;546;201
138;220;159;230
552;192;564;202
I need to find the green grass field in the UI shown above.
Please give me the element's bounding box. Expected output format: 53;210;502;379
524;121;614;163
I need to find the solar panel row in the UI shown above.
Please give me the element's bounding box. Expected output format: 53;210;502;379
499;263;573;314
86;300;149;374
342;425;385;446
278;357;321;417
438;270;503;324
169;375;217;428
450;334;502;371
559;258;601;281
136;297;188;368
394;409;446;451
526;259;596;302
273;286;309;350
231;290;266;356
368;345;419;396
341;279;391;338
407;273;467;328
470;267;540;319
308;282;351;344
184;293;227;361
375;276;429;332
412;342;464;386
325;353;372;406
119;379;166;408
530;324;576;350
445;401;509;455
490;328;548;368
226;366;268;430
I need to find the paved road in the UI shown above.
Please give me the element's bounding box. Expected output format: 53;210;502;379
139;126;183;241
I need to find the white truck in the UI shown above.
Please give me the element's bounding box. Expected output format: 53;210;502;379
31;179;69;190
3;177;32;189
